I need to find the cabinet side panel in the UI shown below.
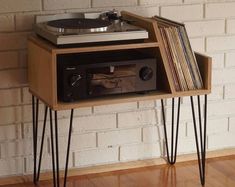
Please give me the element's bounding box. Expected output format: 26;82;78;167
121;11;158;42
28;41;56;107
195;52;212;92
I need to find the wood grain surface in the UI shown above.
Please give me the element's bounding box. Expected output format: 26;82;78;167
2;155;235;187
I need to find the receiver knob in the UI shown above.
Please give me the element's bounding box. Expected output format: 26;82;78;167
139;66;153;81
69;74;82;87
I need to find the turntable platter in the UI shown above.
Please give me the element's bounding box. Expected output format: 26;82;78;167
46;18;112;33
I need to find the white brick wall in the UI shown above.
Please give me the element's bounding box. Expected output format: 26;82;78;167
0;158;24;176
0;51;19;70
0;0;235;178
161;4;203;21
73;114;117;132
177;137;196;154
120;6;160;17
140;0;182;5
120;143;161;161
18;50;28;68
0;107;21;125
207;35;235;51
208;100;235;117
227;19;235;34
93;102;137;114
70;133;96;150
206;53;224;69
92;0;137;8
43;0;90;10
74;147;119;167
118;109;157;128
142;126;160;143
208;85;224;101
0;88;21;106
0;0;41;13
229;116;235;132
98;128;141;147
213;69;235;85
205;2;235;18
185;20;225;37
208;132;235;149
0;124;21;141
0;69;27;88
0;33;28;51
189;37;205;52
224;84;235;99
0;15;14;32
225;52;235;67
187;117;229;137
138;100;155;109
15;14;35;31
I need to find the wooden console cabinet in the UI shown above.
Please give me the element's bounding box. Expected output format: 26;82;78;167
28;11;212;187
28;11;211;110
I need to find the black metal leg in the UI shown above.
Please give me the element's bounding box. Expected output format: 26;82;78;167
32;98;75;187
64;109;74;187
35;99;39;159
54;111;60;187
32;96;36;184
161;98;181;165
32;96;39;184
34;106;74;187
190;95;207;185
36;106;48;181
49;109;57;187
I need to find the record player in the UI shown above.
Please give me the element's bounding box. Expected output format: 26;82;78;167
34;10;149;45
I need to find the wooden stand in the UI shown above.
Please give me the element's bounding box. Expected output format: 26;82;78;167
28;11;212;186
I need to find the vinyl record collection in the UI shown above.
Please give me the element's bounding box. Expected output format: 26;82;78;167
154;16;203;91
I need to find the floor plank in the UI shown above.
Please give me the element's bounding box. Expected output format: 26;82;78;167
2;155;235;187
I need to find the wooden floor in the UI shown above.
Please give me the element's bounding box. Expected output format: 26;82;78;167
3;155;235;187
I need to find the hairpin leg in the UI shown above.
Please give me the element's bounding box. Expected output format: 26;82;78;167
161;97;181;165
32;96;39;184
32;96;75;186
36;106;48;181
190;95;207;185
54;111;60;187
32;95;36;183
49;109;57;187
64;109;74;187
32;100;75;187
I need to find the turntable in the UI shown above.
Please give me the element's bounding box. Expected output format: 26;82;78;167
34;11;149;45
